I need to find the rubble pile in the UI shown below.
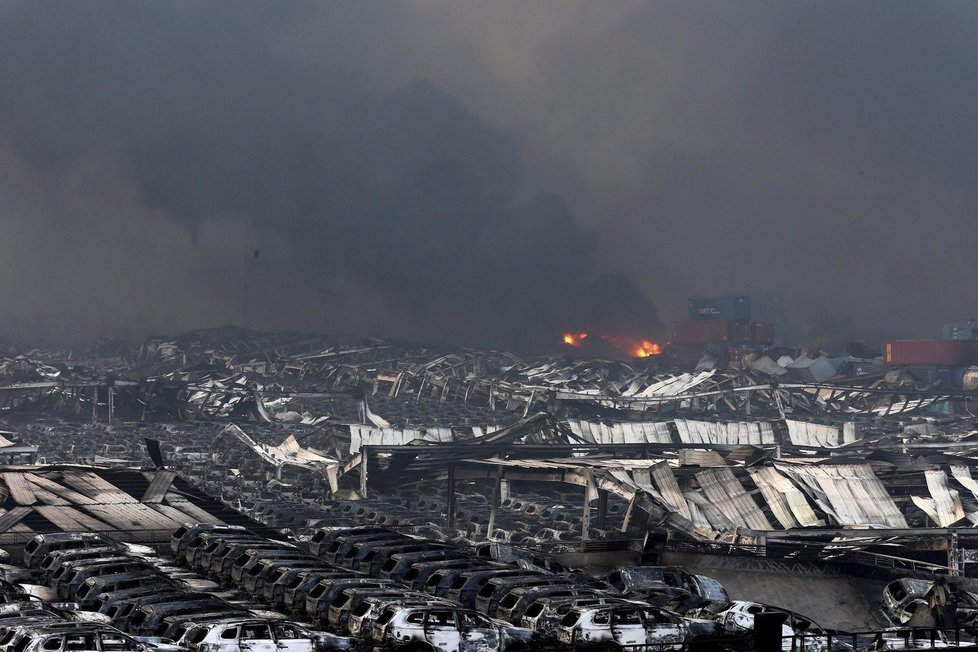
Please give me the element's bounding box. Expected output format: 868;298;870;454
2;327;971;430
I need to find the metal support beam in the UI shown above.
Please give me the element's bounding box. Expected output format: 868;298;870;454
487;465;504;539
359;447;368;499
596;489;609;530
620;494;638;533
951;532;961;576
582;470;597;541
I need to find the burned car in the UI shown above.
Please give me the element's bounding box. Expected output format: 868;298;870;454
688;601;850;651
602;566;728;607
0;621;176;652
881;578;978;632
23;533;109;571
555;604;689;651
171;523;247;558
38;546;122;584
175;618;343;652
518;596;634;640
368;605;534;652
347;595;453;639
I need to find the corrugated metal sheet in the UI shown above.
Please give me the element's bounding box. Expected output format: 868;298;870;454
785;421;843;448
566;420;672;445
678;450;729;467
695;468;773;530
35;504;114;532
147;502;204;526
2;472;36;505
923;469;964;527
164;495;224;525
674;420;775;446
349;425;454;454
749;466;823;528
141;470;177;503
747;467;798;529
0;506;32;531
776;464;907;528
631;462;691;520
650;462;692;521
82;502;185;532
223;425;340;468
623;371;717;398
61;472;138;503
682;498;711;530
870;398;941;415
910;496;943;528
950;465;978;502
25;473;95;505
23;484;69;506
684;491;738;530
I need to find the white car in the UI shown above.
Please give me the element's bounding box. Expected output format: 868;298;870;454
555;604;687;650
176;618;340;652
696;601;851;652
0;622;178;652
369;605;534;652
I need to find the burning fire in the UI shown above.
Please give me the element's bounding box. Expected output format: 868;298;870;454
561;332;661;358
632;340;662;357
562;332;588;348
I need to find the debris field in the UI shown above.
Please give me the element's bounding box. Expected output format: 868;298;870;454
0;325;978;650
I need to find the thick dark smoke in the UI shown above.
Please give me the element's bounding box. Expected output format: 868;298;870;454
0;1;658;351
1;2;976;350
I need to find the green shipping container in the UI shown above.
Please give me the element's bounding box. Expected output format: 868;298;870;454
942;324;974;341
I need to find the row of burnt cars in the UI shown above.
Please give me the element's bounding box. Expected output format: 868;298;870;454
17;530;338;652
170;523;852;651
14;524;954;651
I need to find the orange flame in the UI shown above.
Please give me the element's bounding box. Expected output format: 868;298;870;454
633;340;662;357
562;332;588;348
563;331;661;357
601;334;663;358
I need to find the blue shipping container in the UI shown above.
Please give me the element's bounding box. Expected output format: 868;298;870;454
688;295;751;321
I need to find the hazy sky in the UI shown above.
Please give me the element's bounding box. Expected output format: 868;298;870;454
1;2;975;350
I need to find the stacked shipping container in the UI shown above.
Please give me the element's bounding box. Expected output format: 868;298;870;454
670;320;775;345
668;295;774;364
688;295;751;321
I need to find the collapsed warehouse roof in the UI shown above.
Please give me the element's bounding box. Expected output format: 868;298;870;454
336;408;978;574
0;464;275;545
3;328;978;573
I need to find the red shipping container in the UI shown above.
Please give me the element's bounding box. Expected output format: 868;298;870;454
885;340;976;365
670;320;730;344
751;321;775;344
727;321;753;344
